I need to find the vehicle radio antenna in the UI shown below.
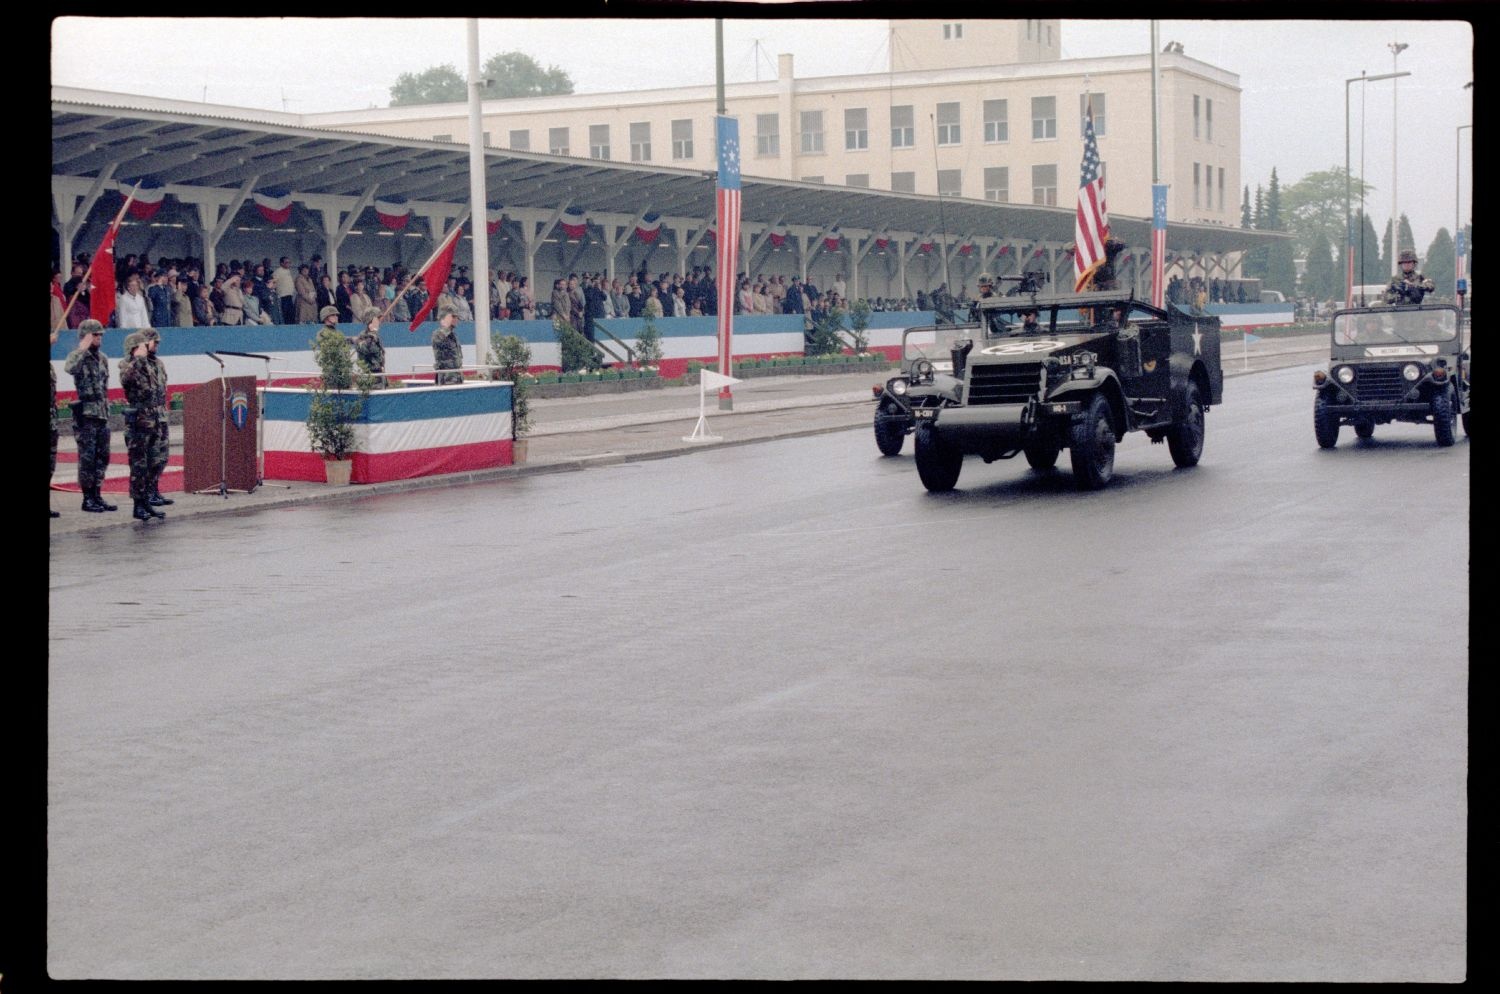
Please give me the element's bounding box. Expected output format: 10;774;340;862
930;113;951;290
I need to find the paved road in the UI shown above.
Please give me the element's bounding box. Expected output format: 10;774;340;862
46;360;1467;980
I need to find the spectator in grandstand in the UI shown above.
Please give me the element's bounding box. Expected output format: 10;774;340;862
146;270;174;328
550;278;573;327
241;279;273;324
315;272;336;316
270;257;295;323
112;271;150;329
191;284;215;326
404;278;429;321
218;273;246;326
641;286;664;319
348;278;373;328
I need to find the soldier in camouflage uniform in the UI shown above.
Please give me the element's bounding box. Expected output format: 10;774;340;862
64;319;118;512
51;325;61;517
1386;248;1436;305
119;332;165;520
353;307;387;382
142;329;173;508
432;304;464;385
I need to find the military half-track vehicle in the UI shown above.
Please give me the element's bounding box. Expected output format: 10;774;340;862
896;290;1224;492
1313;304;1470;447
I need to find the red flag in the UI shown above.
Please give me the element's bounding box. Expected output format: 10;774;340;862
89;224;120;325
408;226;462;332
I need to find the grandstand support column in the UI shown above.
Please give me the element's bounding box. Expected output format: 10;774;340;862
53;168;117;270
605;211;649;284
978;238;1000;281
180;185;250;280
306;186;379;278
744;215;784;280
514;203;569;298
851;231;879;303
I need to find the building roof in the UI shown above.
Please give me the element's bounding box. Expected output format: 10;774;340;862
53;87;1284;257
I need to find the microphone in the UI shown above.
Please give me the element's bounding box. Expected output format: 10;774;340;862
205;351;224;366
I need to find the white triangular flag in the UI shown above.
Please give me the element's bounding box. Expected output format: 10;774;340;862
700;368;741;389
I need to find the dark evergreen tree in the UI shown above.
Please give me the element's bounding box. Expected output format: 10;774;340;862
1355;212;1382;289
1241;185;1252;229
1425;227;1455;299
1304;231;1337;301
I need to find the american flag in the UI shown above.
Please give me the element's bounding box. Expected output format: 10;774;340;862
1073;97;1109;292
715;116;741;385
1151;184;1168;308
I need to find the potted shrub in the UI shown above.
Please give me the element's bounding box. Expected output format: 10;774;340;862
555;317;602;375
306;326;368;484
488;332;534;462
634;315;665;369
848;298;873;354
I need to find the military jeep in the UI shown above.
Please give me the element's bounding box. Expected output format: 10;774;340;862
872;324;970;456
1313;304;1470;447
901;291;1224;492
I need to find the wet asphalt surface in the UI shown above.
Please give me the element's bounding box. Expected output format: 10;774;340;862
45;359;1468;980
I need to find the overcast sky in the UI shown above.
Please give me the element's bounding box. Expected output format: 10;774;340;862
51;16;1473;254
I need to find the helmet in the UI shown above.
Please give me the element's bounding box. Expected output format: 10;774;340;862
1398;249;1417;265
977;272;995;286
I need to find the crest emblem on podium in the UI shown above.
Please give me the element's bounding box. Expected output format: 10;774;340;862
230;391;251;430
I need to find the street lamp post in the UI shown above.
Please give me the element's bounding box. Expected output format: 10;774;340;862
1389;41;1408;270
1457;121;1471;305
1344;69;1408;306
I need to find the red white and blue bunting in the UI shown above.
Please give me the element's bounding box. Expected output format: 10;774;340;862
252;188;294;225
635;211;662;244
559;206;589;239
486;204;507;236
919;241;934;253
120;178;166;221
374;197;411;231
957;243;974;257
823;226;842;252
874;235;890;250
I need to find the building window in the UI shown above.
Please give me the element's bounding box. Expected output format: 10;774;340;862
589;124;610;160
1206;98;1214;142
756;113;779;157
549;127;569;156
801;176;823;184
846;173;869;188
1031;96;1057;140
891;105;914;148
936;102;961;145
629;122;651;162
845;108;868;151
984;166;1009;202
1218;167;1225;210
983;99;1009;142
1032;164;1057;206
1193;95;1201;139
671;119;694;160
937;169;962;197
891;171;916;193
1046;24;1052;46
433;133;452;143
508;129;529;151
1194;163;1201;207
800;110;824;153
1080;93;1106;137
482;131;491;147
943;22;962;40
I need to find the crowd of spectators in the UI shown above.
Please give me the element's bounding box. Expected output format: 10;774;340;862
53;251;974;333
1165;274;1252;307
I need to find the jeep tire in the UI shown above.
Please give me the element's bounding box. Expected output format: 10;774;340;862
1314;396;1340;449
914;421;963;492
1432;387;1456;447
1023;438;1061;471
874;401;907;456
1069;393;1116;490
1167;382;1205;468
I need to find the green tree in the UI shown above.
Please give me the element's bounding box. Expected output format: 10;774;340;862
1303;231;1337;301
390;64;467;106
1245;184;1268;278
481;52;574;98
1397;214;1415;259
389;51;574;107
1425;227;1455;299
1241;185;1252;229
1281;167;1375;256
1355;211;1382;288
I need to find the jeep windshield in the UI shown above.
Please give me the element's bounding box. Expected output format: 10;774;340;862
903;327;967;370
1333;308;1457;346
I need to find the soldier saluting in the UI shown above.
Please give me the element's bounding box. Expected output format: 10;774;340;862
1386;249;1435;305
119;332;165;521
353;307;386;380
64;319;117;513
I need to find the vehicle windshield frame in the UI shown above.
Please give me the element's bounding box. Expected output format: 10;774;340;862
1331;306;1459;348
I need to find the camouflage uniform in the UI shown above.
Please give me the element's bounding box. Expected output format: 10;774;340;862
1386;273;1436;305
119;333;157;504
64;325;115;510
432;321;463;385
354;327;386;375
143;329;172;504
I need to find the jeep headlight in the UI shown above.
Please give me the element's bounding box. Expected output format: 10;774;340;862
1402;363;1422;382
1335;365;1356;385
891;377;909;396
914;359;935;384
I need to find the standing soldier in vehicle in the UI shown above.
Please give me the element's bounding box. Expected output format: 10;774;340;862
64;319;117;513
1386;249;1436;304
432;304;464;385
353;307;387;382
119;332;165;521
142;329;172;509
969;273;998;322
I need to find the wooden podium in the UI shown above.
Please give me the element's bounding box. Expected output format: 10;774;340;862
183;374;259;494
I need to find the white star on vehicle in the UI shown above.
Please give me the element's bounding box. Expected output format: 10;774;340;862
1192;324;1202;355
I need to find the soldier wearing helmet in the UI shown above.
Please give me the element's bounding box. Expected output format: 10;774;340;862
970;273;999;323
1386;248;1435;305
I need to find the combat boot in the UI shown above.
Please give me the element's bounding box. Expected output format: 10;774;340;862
81;489;105;513
94;489;118;512
50;509;60;518
149;489;174;506
133;499;153;522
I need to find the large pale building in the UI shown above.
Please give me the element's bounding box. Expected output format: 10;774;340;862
306;19;1241;227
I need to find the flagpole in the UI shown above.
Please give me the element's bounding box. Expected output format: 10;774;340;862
716;18;733;411
378;213;469;324
54;181;142;334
